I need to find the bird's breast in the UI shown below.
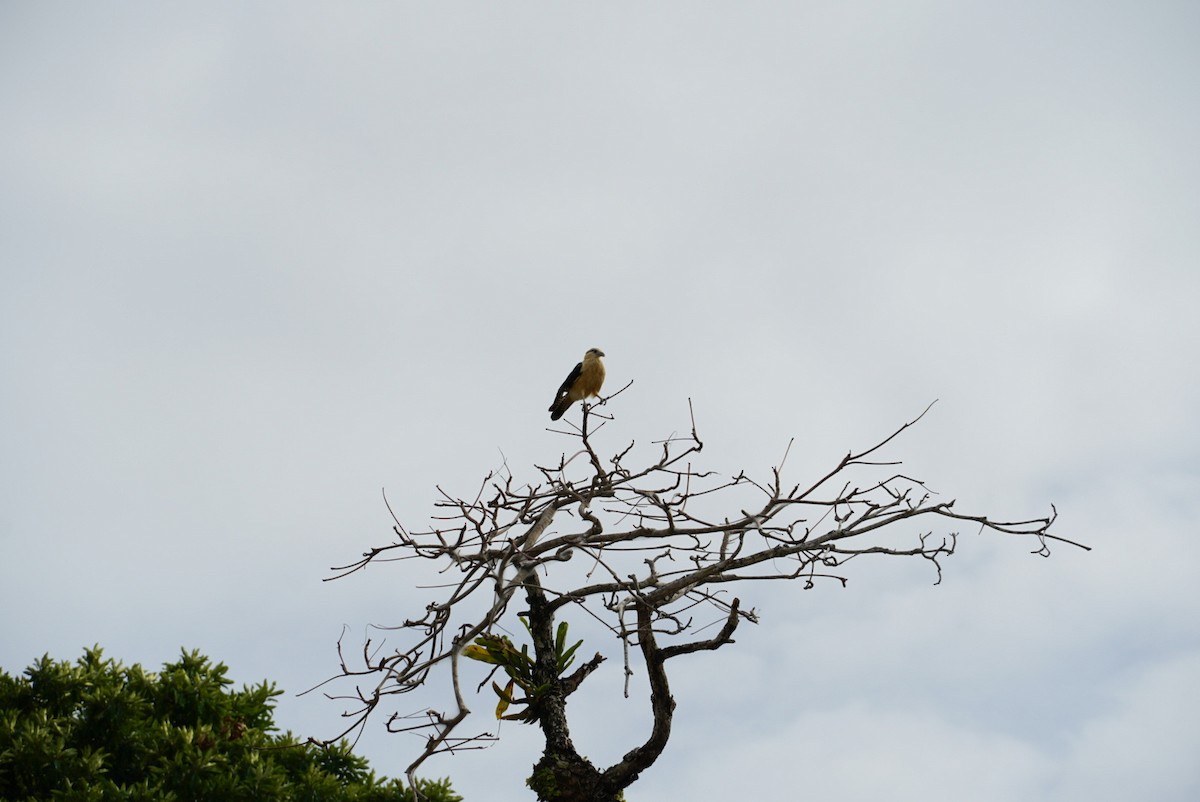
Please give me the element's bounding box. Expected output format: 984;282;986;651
578;359;605;397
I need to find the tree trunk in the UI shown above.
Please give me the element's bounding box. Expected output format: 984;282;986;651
523;575;626;802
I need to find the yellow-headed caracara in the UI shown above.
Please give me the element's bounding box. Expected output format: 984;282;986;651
549;348;606;421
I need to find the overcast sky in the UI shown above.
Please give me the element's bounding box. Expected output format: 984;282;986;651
2;3;1197;800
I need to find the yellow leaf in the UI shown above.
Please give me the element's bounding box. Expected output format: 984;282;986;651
462;645;497;664
493;679;515;719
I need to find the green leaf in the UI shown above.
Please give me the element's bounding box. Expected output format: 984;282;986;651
557;640;583;673
555;621;568;656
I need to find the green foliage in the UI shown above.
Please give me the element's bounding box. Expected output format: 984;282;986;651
462;621;582;723
0;646;461;802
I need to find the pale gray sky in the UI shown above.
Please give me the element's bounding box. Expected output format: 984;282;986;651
2;3;1198;800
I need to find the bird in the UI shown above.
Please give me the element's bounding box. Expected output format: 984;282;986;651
548;348;606;421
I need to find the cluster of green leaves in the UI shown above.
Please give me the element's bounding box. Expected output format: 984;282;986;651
462;621;581;722
0;647;460;802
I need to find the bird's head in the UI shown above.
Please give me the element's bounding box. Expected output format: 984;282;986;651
586;348;606;359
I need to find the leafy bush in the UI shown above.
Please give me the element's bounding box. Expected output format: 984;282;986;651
0;647;460;802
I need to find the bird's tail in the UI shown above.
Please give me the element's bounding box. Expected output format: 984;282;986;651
549;399;571;421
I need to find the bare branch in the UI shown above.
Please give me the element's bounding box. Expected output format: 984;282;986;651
319;398;1084;800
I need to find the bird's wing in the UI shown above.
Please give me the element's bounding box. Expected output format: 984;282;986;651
550;361;583;408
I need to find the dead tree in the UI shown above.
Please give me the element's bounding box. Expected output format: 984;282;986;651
313;396;1087;801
